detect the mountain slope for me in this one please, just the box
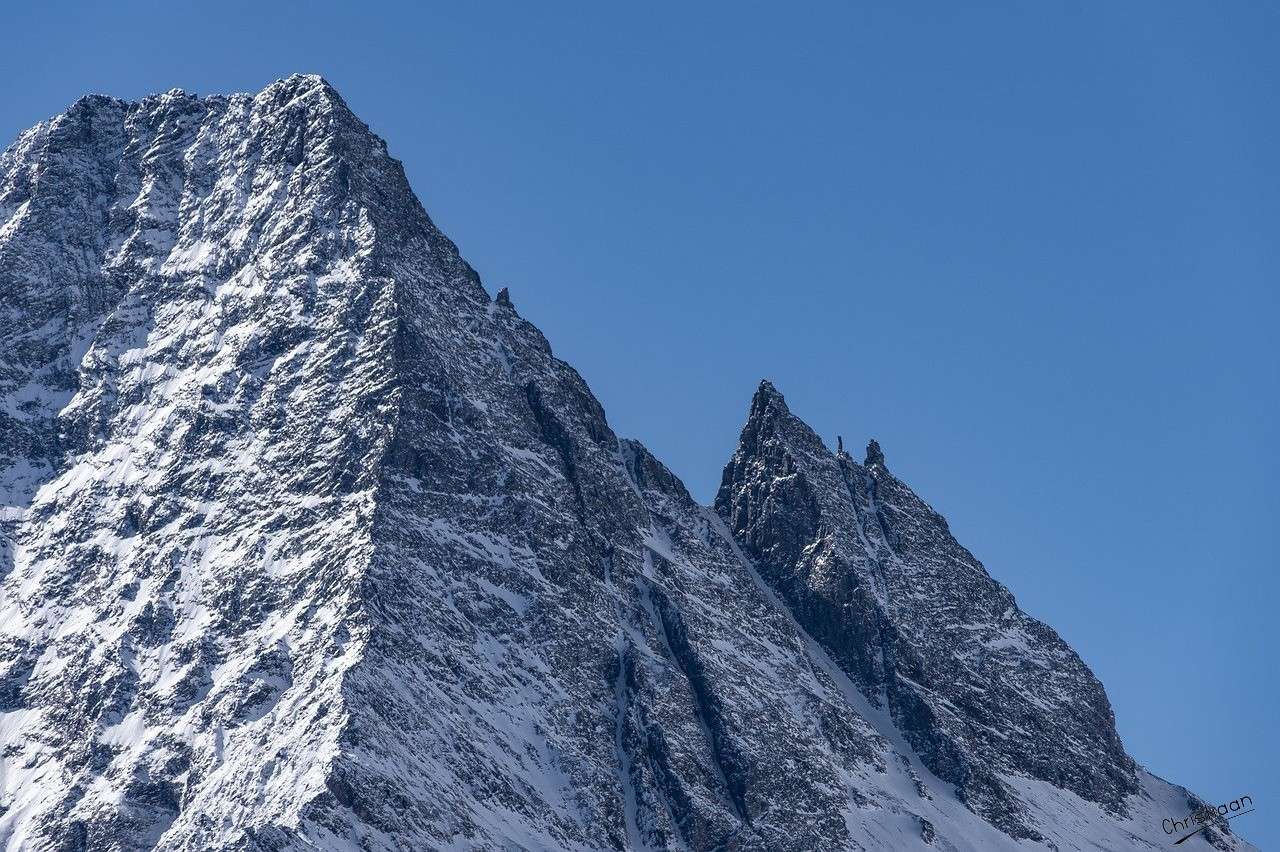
[715,382,1137,839]
[0,76,1253,852]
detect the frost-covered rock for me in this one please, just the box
[0,76,1254,851]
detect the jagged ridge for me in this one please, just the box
[0,77,1253,852]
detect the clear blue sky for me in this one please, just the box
[4,1,1275,845]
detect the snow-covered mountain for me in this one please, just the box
[0,75,1254,851]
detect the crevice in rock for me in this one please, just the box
[643,577,751,827]
[524,380,586,517]
[603,550,646,851]
[609,645,643,852]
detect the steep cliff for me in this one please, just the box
[0,76,1251,852]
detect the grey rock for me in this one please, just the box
[716,382,1137,839]
[0,76,1253,852]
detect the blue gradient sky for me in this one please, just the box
[4,2,1275,845]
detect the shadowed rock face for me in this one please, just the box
[715,382,1138,840]
[0,77,1253,852]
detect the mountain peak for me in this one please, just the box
[750,378,788,415]
[51,75,347,129]
[282,71,335,89]
[259,72,346,108]
[0,80,1253,852]
[716,391,1159,842]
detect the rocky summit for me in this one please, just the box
[0,76,1255,851]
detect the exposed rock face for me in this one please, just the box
[715,382,1136,840]
[0,76,1254,851]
